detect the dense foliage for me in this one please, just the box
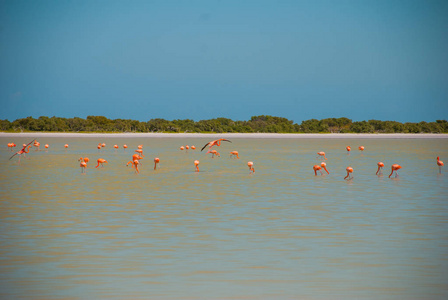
[1,116,447,133]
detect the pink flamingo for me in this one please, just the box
[376,162,384,175]
[389,164,402,178]
[344,167,353,180]
[437,157,443,174]
[317,152,327,160]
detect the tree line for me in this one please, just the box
[1,115,447,133]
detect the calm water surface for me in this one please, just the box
[1,136,447,299]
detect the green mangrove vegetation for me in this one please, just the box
[1,116,447,133]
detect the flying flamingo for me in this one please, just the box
[230,151,240,159]
[376,162,384,175]
[313,165,323,176]
[317,152,327,160]
[248,161,255,174]
[389,164,402,178]
[201,138,232,152]
[154,158,160,170]
[194,160,200,172]
[437,157,444,174]
[96,158,108,168]
[9,140,34,162]
[321,162,329,174]
[344,167,353,180]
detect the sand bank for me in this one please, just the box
[1,132,448,139]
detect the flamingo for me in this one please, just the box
[194,160,200,172]
[344,167,353,180]
[33,141,40,151]
[389,164,402,178]
[9,139,34,162]
[78,157,88,174]
[313,165,323,176]
[154,158,160,170]
[359,146,365,151]
[437,157,444,174]
[201,139,231,152]
[127,154,143,166]
[96,158,108,168]
[135,149,144,157]
[210,150,220,158]
[376,162,384,175]
[346,146,351,153]
[317,152,327,160]
[128,159,140,173]
[191,145,196,150]
[230,151,240,159]
[321,162,329,174]
[248,161,255,174]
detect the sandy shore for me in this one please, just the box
[1,132,448,139]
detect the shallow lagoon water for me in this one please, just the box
[1,136,448,299]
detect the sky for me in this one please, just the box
[1,0,447,123]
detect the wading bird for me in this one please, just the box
[317,152,327,160]
[248,161,255,174]
[376,162,384,175]
[344,167,353,180]
[437,157,443,174]
[389,164,402,178]
[230,151,239,159]
[96,158,108,168]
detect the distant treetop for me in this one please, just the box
[1,116,447,134]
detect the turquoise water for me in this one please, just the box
[1,136,448,299]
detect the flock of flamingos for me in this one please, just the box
[7,138,445,178]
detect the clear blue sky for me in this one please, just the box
[1,0,447,123]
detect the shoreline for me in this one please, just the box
[1,132,448,139]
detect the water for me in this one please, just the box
[1,136,448,299]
